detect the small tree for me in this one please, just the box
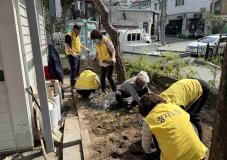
[158,0,167,45]
[208,44,227,160]
[92,0,126,83]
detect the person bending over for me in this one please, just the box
[115,71,150,107]
[139,93,207,160]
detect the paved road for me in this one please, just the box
[158,37,195,52]
[192,63,221,87]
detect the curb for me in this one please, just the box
[158,49,185,53]
[193,59,221,69]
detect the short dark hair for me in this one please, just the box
[73,24,81,30]
[138,92,166,117]
[90,29,103,39]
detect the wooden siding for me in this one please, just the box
[35,0,48,65]
[0,44,15,150]
[18,0,36,87]
[0,80,16,150]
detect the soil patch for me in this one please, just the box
[77,95,215,160]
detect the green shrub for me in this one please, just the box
[125,53,197,87]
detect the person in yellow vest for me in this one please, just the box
[65,24,89,87]
[75,69,100,98]
[90,30,117,93]
[159,79,210,140]
[141,79,209,157]
[139,93,207,160]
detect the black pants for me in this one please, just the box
[186,79,210,140]
[100,65,116,92]
[68,55,80,86]
[76,89,95,98]
[115,87,149,106]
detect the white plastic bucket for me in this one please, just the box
[49,100,58,129]
[53,94,61,121]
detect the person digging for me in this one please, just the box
[115,71,150,108]
[139,93,207,160]
[75,69,100,99]
[141,79,210,158]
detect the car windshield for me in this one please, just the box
[198,37,218,43]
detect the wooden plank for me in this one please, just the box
[63,115,81,147]
[18,0,26,9]
[0,139,16,151]
[0,121,13,132]
[25,51,33,62]
[21,26,30,35]
[40,34,46,40]
[0,130,15,141]
[24,43,32,53]
[0,112,12,123]
[0,102,10,113]
[19,5,27,18]
[63,144,82,160]
[28,68,36,87]
[0,91,8,103]
[0,82,7,93]
[19,16,29,26]
[22,35,31,45]
[78,109,92,160]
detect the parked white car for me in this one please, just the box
[186,35,227,56]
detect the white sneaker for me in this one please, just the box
[88,92,96,100]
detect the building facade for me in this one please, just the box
[166,0,211,37]
[110,0,160,39]
[150,0,212,37]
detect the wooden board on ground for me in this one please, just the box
[63,115,81,147]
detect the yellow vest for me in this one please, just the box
[65,31,81,56]
[145,103,207,160]
[159,79,203,108]
[96,37,112,62]
[75,70,100,90]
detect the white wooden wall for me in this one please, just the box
[0,0,48,152]
[36,0,48,66]
[18,0,36,87]
[0,48,16,150]
[17,0,47,87]
[0,0,34,152]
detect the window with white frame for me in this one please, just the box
[154,3,158,10]
[176,0,184,6]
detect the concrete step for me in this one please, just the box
[63,115,83,160]
[63,115,81,147]
[63,144,82,160]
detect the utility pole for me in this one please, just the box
[109,0,112,23]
